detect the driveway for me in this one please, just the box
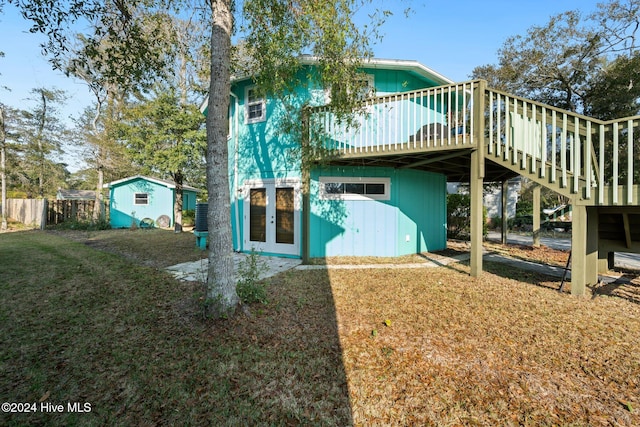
[486,231,640,271]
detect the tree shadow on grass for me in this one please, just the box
[175,268,354,426]
[0,231,352,426]
[216,269,353,425]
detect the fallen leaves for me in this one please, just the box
[328,265,640,426]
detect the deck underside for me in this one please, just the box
[320,145,518,183]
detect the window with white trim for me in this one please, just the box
[134,193,149,205]
[326,73,375,104]
[319,177,390,200]
[354,74,375,100]
[245,86,266,124]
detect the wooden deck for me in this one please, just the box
[308,80,640,296]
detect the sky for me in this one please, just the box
[0,0,604,170]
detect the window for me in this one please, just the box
[134,193,149,205]
[245,86,266,124]
[327,73,375,104]
[319,177,390,200]
[354,74,375,100]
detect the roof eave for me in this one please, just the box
[104,175,202,192]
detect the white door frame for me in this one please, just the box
[242,178,301,256]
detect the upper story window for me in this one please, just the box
[354,74,375,100]
[245,86,266,124]
[327,73,375,105]
[134,193,149,205]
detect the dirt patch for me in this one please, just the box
[47,228,207,268]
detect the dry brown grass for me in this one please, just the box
[482,239,571,267]
[326,264,640,425]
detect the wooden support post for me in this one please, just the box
[532,184,541,247]
[470,80,486,278]
[608,252,615,270]
[570,204,587,296]
[470,148,483,277]
[598,251,609,273]
[501,180,508,244]
[586,207,598,285]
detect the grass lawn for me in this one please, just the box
[1,229,639,426]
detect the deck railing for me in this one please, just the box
[309,81,480,154]
[486,87,640,204]
[309,79,640,205]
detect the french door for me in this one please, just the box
[243,179,300,256]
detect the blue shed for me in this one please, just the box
[105,175,200,228]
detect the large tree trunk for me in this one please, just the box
[205,0,239,317]
[173,170,183,233]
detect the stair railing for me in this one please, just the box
[308,79,640,205]
[485,86,640,204]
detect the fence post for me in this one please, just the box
[41,199,48,229]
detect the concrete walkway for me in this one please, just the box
[166,253,302,282]
[165,247,622,284]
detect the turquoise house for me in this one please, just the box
[106,175,200,228]
[208,57,454,258]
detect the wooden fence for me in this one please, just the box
[46,200,107,225]
[4,198,47,229]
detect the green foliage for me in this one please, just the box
[446,193,487,239]
[472,1,640,117]
[5,88,69,197]
[11,0,177,92]
[240,0,395,168]
[236,251,268,305]
[47,218,110,231]
[182,209,195,226]
[518,179,568,212]
[447,193,470,239]
[515,199,533,218]
[584,53,640,120]
[119,87,206,182]
[488,216,502,230]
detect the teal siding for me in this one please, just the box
[394,169,447,254]
[228,63,449,257]
[231,78,308,185]
[182,191,198,211]
[369,69,441,94]
[309,166,446,257]
[230,73,317,251]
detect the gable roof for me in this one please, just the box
[199,56,454,113]
[104,175,201,192]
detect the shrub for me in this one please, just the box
[183,209,195,227]
[236,250,268,304]
[447,193,470,239]
[47,219,111,231]
[446,193,487,239]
